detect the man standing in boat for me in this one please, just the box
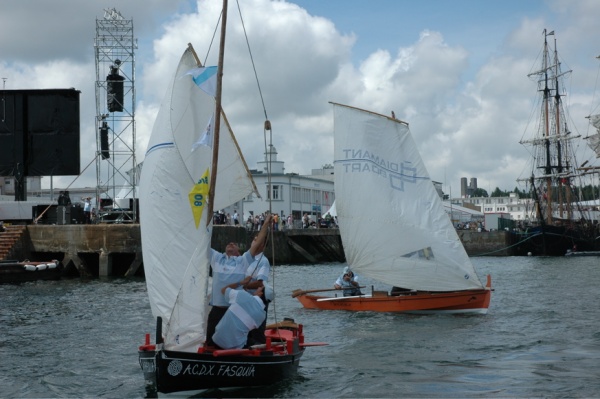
[205,214,272,347]
[242,245,271,346]
[334,266,362,296]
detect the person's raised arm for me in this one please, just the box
[250,214,272,257]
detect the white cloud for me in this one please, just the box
[1,0,599,195]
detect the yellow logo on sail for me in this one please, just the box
[189,168,210,228]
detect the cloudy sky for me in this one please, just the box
[2,0,600,195]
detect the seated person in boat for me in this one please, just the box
[212,284,274,350]
[334,266,362,296]
[243,246,271,346]
[205,214,272,347]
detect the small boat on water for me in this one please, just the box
[138,1,320,394]
[0,259,62,284]
[515,29,600,256]
[293,103,492,314]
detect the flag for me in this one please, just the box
[191,114,214,151]
[189,168,210,228]
[185,66,217,97]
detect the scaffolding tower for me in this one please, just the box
[94,8,138,222]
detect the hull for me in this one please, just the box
[296,276,492,314]
[511,225,599,256]
[140,347,303,394]
[139,322,307,394]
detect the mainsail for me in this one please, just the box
[139,47,257,352]
[332,103,484,292]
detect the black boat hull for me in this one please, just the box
[139,346,304,393]
[511,225,599,256]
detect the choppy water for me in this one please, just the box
[1,256,599,398]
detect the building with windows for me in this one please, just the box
[451,192,535,226]
[240,145,335,228]
[1,176,43,198]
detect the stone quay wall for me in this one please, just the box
[21,225,512,277]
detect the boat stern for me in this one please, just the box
[138,333,157,389]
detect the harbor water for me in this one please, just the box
[1,256,599,398]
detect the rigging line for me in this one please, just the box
[234,0,284,347]
[585,56,600,139]
[1,78,6,122]
[33,156,98,224]
[235,0,268,121]
[203,9,222,67]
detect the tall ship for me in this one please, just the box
[517,29,600,256]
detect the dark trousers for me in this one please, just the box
[247,302,269,346]
[205,306,228,347]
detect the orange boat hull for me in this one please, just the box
[296,275,492,314]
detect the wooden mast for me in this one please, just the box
[543,29,553,226]
[206,0,228,225]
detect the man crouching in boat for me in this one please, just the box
[212,284,274,349]
[334,266,362,296]
[205,214,272,347]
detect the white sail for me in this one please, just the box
[139,47,257,352]
[587,114,600,158]
[332,103,484,292]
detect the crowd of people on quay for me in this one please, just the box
[455,221,486,232]
[213,210,338,231]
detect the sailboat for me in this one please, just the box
[293,103,492,314]
[566,58,600,256]
[137,2,316,394]
[515,29,599,256]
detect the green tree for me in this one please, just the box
[471,188,489,197]
[491,187,507,197]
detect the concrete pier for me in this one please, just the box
[11,225,514,277]
[21,225,345,277]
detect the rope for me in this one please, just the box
[235,0,269,121]
[472,232,541,256]
[233,0,288,349]
[203,9,222,67]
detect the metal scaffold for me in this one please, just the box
[94,8,138,222]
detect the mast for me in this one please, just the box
[542,29,553,225]
[552,33,565,221]
[207,0,228,224]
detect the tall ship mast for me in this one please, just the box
[517,29,598,255]
[520,29,580,226]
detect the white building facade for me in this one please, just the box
[452,193,535,223]
[239,145,335,228]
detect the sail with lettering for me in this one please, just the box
[293,103,491,313]
[139,47,258,352]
